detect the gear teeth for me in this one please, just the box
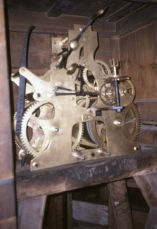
[13,100,33,150]
[20,101,49,157]
[76,96,90,108]
[82,68,97,91]
[13,112,22,149]
[72,122,83,150]
[75,123,85,150]
[135,105,142,139]
[82,60,111,92]
[123,103,141,141]
[79,122,85,143]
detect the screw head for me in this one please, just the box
[133,146,139,151]
[70,40,79,50]
[32,162,38,168]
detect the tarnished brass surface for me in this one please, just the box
[12,24,140,171]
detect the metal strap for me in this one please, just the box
[16,26,35,136]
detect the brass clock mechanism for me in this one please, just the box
[12,9,140,171]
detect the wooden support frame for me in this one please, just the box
[18,196,46,229]
[0,0,17,228]
[16,146,157,201]
[108,180,133,229]
[144,207,157,229]
[134,172,157,228]
[134,172,157,207]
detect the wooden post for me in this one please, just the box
[134,172,157,207]
[107,180,133,229]
[144,207,157,229]
[18,196,47,229]
[0,0,17,228]
[67,192,73,229]
[43,192,73,229]
[134,172,157,228]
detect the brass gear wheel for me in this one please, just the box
[20,101,84,156]
[76,96,90,108]
[20,101,55,157]
[100,81,116,106]
[72,96,91,149]
[119,79,135,106]
[121,103,140,141]
[86,103,140,148]
[86,101,106,147]
[99,77,135,106]
[72,122,83,150]
[82,60,111,91]
[13,100,34,150]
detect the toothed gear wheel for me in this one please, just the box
[83,60,111,91]
[100,81,116,105]
[20,101,83,155]
[20,101,55,157]
[13,100,34,149]
[86,102,140,148]
[86,100,106,147]
[72,122,83,150]
[118,79,135,106]
[76,96,90,108]
[71,97,91,150]
[122,103,140,141]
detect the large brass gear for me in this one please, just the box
[20,101,84,156]
[20,101,55,157]
[121,103,140,141]
[86,100,106,148]
[100,77,135,106]
[87,103,140,148]
[13,100,34,150]
[82,60,111,91]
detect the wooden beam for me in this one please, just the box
[134,172,157,207]
[0,217,17,229]
[116,5,157,35]
[108,180,133,229]
[144,207,157,229]
[126,0,157,2]
[8,9,116,37]
[16,146,157,201]
[67,192,73,229]
[107,2,144,22]
[18,196,47,229]
[0,0,17,227]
